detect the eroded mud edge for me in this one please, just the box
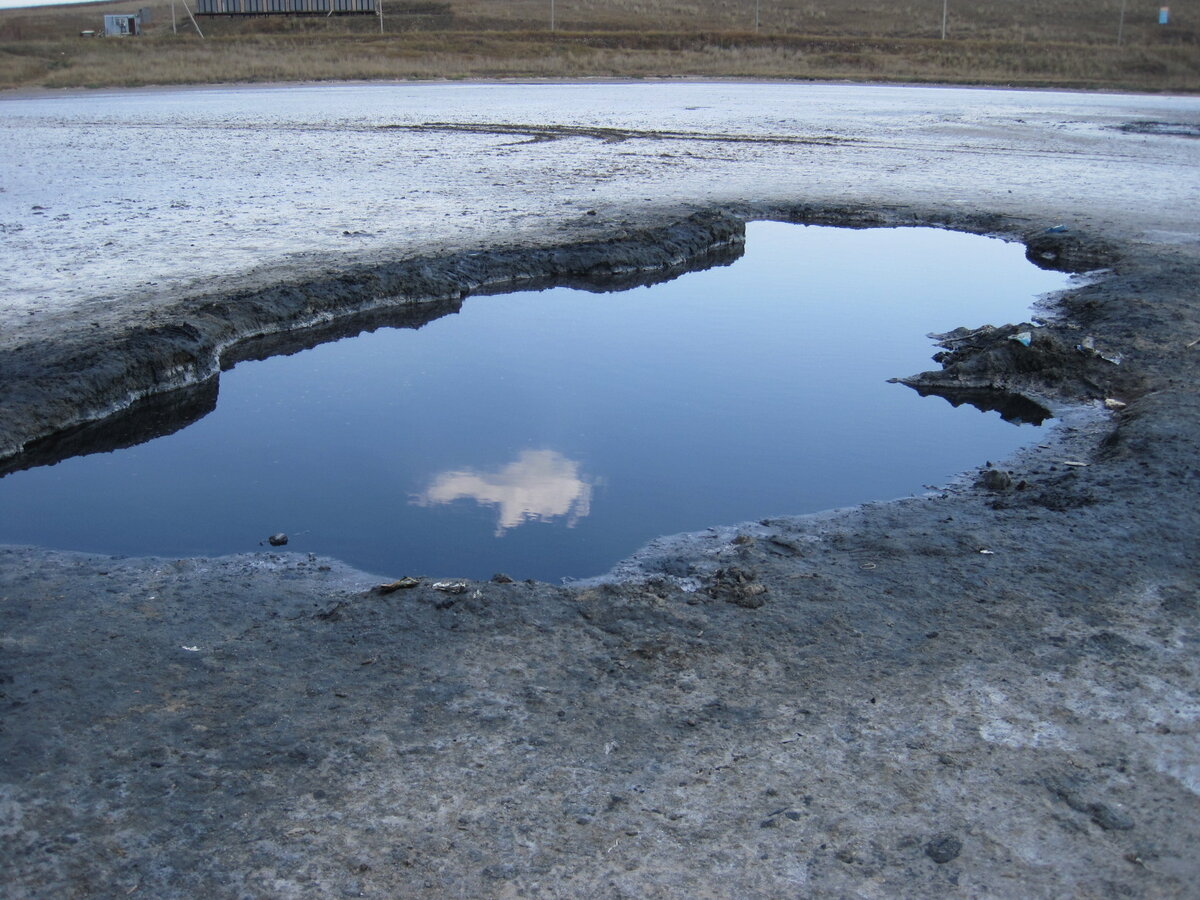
[0,203,1114,468]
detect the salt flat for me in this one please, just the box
[2,82,1197,327]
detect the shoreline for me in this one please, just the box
[5,75,1193,100]
[2,82,1197,896]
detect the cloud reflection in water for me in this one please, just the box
[415,449,593,536]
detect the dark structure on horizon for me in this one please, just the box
[194,0,378,15]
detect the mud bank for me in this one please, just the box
[0,213,745,465]
[2,200,1199,898]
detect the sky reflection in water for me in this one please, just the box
[0,224,1070,581]
[415,449,593,537]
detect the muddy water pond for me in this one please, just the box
[0,224,1069,581]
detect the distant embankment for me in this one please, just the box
[1,0,1196,92]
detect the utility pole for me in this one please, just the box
[755,0,760,32]
[1118,0,1128,45]
[941,0,948,40]
[551,0,555,32]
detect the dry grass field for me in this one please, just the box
[0,0,1197,90]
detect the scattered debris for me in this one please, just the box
[432,581,468,595]
[1062,460,1091,467]
[979,549,995,555]
[1077,335,1123,365]
[1010,330,1033,347]
[707,567,768,608]
[1104,398,1127,410]
[181,645,200,652]
[267,533,288,547]
[374,576,420,594]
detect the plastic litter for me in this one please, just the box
[1104,398,1127,410]
[1077,336,1122,365]
[1062,460,1090,467]
[375,576,420,594]
[1010,331,1033,347]
[1044,225,1068,234]
[432,581,468,595]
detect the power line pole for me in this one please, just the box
[941,0,948,40]
[1118,0,1128,45]
[179,0,204,38]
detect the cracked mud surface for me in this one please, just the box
[2,82,1199,897]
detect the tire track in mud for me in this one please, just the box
[381,121,856,146]
[384,122,1157,166]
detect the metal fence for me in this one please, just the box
[194,0,378,15]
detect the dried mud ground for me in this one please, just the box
[2,83,1200,898]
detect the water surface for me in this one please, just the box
[0,224,1069,580]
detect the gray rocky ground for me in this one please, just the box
[2,82,1199,897]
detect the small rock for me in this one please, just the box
[267,533,288,547]
[490,573,515,584]
[925,834,962,864]
[979,469,1012,492]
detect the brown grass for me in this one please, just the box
[0,0,1196,91]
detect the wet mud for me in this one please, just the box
[0,212,744,464]
[3,201,1199,894]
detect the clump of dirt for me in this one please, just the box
[893,320,1139,408]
